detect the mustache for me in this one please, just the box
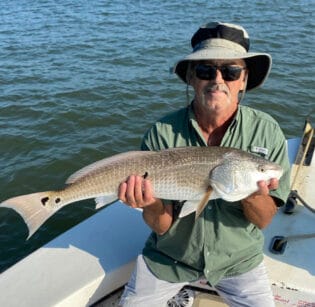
[204,83,229,94]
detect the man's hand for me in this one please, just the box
[241,178,279,229]
[118,175,157,209]
[256,178,279,195]
[118,175,173,235]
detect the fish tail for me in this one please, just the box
[0,191,57,239]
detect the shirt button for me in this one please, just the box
[207,252,210,256]
[206,270,209,274]
[174,260,177,264]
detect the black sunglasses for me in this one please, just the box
[195,64,245,82]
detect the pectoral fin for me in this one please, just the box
[195,186,213,220]
[95,195,117,209]
[178,187,213,219]
[179,200,200,218]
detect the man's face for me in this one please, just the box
[190,59,247,114]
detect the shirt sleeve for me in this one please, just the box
[141,122,167,151]
[268,126,291,206]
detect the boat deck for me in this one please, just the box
[263,124,315,306]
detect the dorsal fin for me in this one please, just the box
[66,151,154,184]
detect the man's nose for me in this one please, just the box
[214,68,225,82]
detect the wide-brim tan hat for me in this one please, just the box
[174,22,272,91]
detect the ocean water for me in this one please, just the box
[0,0,314,272]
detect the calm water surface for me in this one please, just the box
[0,0,314,271]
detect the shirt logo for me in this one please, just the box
[250,146,269,157]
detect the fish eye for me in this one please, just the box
[258,166,266,172]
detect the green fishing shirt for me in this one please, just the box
[141,104,291,286]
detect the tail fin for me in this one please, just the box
[0,191,56,239]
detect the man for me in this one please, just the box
[118,22,290,306]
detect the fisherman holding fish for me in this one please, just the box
[0,21,290,306]
[118,22,290,306]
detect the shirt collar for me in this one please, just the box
[187,102,240,144]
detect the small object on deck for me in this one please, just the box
[284,191,298,214]
[269,236,287,254]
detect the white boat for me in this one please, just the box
[0,121,314,307]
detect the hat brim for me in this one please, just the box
[174,50,272,91]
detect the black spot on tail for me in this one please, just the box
[41,197,49,206]
[55,198,61,204]
[143,172,149,179]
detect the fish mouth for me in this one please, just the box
[266,165,284,179]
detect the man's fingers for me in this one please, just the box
[119,181,128,201]
[143,179,154,203]
[118,175,145,208]
[118,175,157,208]
[257,179,279,195]
[134,175,144,204]
[125,175,136,207]
[268,178,279,190]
